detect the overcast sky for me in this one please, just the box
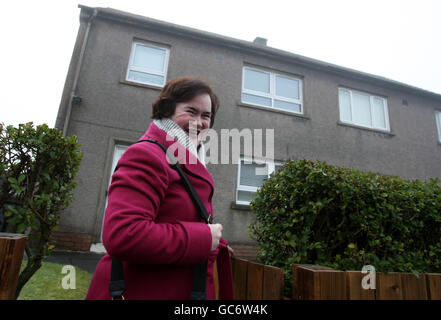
[1,0,440,128]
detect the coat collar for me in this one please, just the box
[140,122,215,191]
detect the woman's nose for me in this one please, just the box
[193,116,205,129]
[190,116,208,130]
[188,119,201,132]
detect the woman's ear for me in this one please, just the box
[159,98,175,117]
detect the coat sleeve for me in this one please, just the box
[102,142,212,265]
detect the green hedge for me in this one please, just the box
[249,159,441,295]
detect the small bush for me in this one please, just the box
[0,122,82,298]
[249,159,441,296]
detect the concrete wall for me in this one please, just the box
[56,10,441,247]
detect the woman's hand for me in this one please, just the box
[208,223,223,251]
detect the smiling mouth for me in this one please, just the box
[185,128,200,136]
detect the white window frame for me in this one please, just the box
[126,41,170,87]
[241,66,303,114]
[236,156,283,206]
[436,110,441,143]
[338,87,390,131]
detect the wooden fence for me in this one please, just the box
[0,233,27,300]
[292,264,441,300]
[230,257,441,300]
[231,257,285,300]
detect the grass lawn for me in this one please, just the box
[18,261,93,300]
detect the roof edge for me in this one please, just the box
[77,4,441,101]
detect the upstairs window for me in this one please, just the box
[236,157,283,206]
[338,88,390,131]
[436,110,441,143]
[126,42,169,87]
[241,67,303,114]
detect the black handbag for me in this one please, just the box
[108,139,213,300]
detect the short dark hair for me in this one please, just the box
[151,77,220,128]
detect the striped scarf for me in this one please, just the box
[153,118,206,166]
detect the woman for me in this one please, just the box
[86,77,234,300]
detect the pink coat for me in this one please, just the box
[86,122,234,300]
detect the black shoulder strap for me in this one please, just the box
[109,139,211,300]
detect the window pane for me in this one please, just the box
[128,71,164,85]
[240,160,267,187]
[237,190,257,203]
[133,44,166,72]
[274,100,301,113]
[244,68,270,93]
[436,111,441,142]
[352,92,372,127]
[242,93,271,107]
[339,89,351,122]
[372,97,386,129]
[276,76,299,99]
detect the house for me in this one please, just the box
[55,5,441,258]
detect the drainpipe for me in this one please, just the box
[63,8,98,136]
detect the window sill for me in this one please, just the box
[119,79,163,91]
[237,101,310,120]
[230,201,251,211]
[337,121,395,137]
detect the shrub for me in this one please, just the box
[249,159,441,296]
[0,122,82,299]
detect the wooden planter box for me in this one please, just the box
[0,233,27,300]
[292,264,441,300]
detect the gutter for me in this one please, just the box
[62,8,98,136]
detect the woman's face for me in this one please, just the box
[171,93,212,146]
